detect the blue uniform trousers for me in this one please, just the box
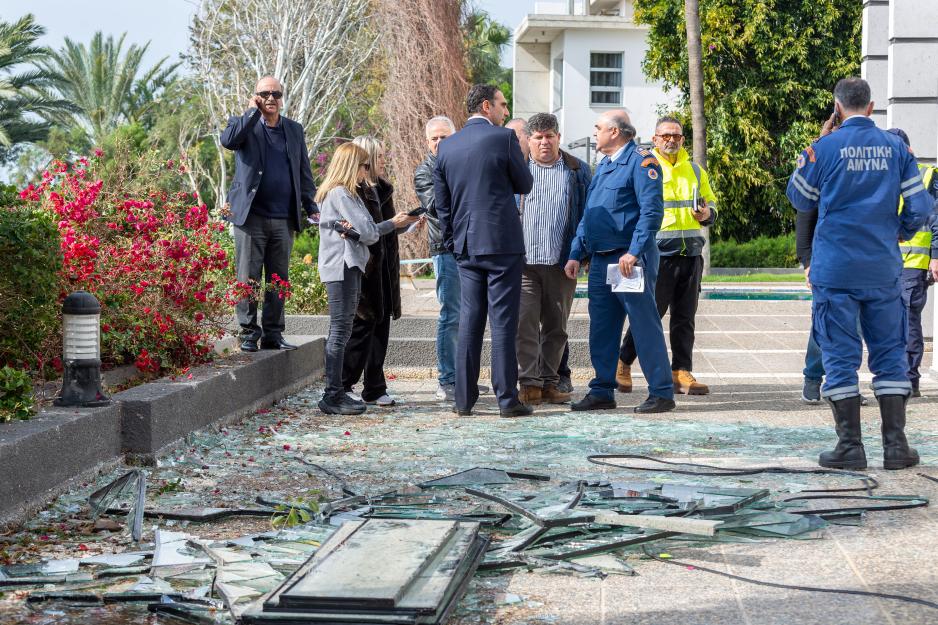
[812,283,911,400]
[455,253,524,411]
[587,249,673,401]
[900,268,929,384]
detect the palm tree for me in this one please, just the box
[462,8,510,85]
[684,0,709,272]
[37,32,180,146]
[0,15,74,149]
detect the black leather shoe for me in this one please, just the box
[240,339,259,353]
[260,337,297,350]
[571,394,617,411]
[634,396,676,414]
[451,405,472,417]
[500,402,533,418]
[318,393,366,415]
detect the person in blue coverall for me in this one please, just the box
[786,78,931,470]
[564,109,675,414]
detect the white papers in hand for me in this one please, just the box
[606,264,645,293]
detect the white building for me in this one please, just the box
[862,0,938,347]
[512,0,677,164]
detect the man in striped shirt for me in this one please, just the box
[516,113,593,405]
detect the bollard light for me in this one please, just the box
[54,291,110,407]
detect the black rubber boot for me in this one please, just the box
[818,396,867,469]
[879,394,919,470]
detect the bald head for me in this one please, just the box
[253,76,284,123]
[505,118,530,160]
[594,108,636,155]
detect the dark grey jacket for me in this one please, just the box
[414,152,446,256]
[220,107,318,229]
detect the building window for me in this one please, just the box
[552,57,563,112]
[590,52,622,106]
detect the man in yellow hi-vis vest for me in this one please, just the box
[617,116,717,395]
[894,128,938,396]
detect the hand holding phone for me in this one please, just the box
[408,207,427,217]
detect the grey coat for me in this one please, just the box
[317,186,394,282]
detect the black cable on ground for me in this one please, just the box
[919,473,938,485]
[641,546,938,611]
[587,454,878,493]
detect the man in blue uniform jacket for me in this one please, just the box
[787,78,931,470]
[564,109,675,413]
[433,84,534,417]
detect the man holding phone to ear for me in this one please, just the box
[221,76,319,353]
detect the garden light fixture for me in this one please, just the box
[54,291,110,407]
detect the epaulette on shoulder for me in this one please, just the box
[641,156,659,168]
[637,147,652,157]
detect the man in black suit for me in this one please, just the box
[221,76,318,353]
[433,84,534,417]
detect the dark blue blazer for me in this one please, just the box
[220,108,318,229]
[433,117,534,256]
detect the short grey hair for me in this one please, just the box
[606,111,636,141]
[834,78,871,111]
[425,115,455,136]
[527,113,559,135]
[505,118,530,137]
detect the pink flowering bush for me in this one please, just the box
[19,142,239,374]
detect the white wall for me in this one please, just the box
[556,29,675,157]
[513,41,552,121]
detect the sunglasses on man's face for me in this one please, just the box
[256,91,283,100]
[656,133,683,141]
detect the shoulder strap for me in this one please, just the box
[690,162,702,187]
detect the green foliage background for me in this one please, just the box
[634,0,862,241]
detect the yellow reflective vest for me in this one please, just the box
[899,165,936,270]
[653,147,718,256]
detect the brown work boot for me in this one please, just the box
[673,370,709,395]
[616,361,632,393]
[519,385,543,405]
[542,384,571,404]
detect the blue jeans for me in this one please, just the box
[433,252,460,386]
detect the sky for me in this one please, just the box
[1,0,533,70]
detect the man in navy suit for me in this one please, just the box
[433,85,534,417]
[221,76,318,353]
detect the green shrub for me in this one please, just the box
[0,193,62,371]
[293,229,319,263]
[286,258,328,314]
[710,234,798,268]
[0,365,35,422]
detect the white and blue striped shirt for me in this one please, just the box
[521,157,569,265]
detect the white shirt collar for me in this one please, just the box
[607,143,628,163]
[469,114,493,125]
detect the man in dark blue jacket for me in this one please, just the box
[565,109,675,414]
[221,76,318,353]
[516,113,592,406]
[433,84,534,417]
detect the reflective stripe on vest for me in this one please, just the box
[898,165,935,270]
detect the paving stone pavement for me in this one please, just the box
[377,281,938,624]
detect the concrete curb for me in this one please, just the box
[0,336,324,527]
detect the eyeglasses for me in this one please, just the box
[256,90,283,100]
[656,133,683,141]
[359,163,371,171]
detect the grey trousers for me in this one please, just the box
[234,214,295,341]
[517,264,577,388]
[324,265,362,399]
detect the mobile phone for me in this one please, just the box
[408,207,427,217]
[831,105,841,127]
[323,220,360,241]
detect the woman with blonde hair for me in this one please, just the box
[341,136,415,407]
[317,142,417,415]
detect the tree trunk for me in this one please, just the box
[684,0,710,273]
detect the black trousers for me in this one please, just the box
[620,254,703,371]
[233,214,295,342]
[455,253,524,411]
[342,313,391,401]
